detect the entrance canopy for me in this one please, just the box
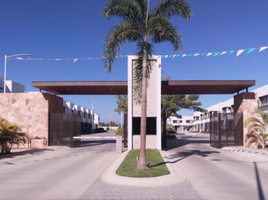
[32,80,255,95]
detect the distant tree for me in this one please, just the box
[162,94,205,119]
[161,77,206,120]
[109,121,119,126]
[114,95,128,114]
[99,122,108,126]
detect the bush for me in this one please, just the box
[115,128,124,138]
[166,124,176,133]
[0,117,29,153]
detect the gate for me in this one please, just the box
[210,112,243,148]
[49,113,81,148]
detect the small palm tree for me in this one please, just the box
[0,118,28,153]
[102,0,192,170]
[244,109,268,149]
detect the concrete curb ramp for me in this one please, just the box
[100,150,186,187]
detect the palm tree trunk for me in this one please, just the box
[136,45,149,171]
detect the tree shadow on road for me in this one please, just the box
[164,135,210,151]
[0,148,54,160]
[150,149,219,168]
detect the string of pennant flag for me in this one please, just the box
[1,45,267,63]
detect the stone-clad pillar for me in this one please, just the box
[234,92,258,147]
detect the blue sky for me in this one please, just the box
[0,0,267,123]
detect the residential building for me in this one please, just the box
[168,84,268,133]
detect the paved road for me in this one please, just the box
[0,132,120,200]
[165,133,268,200]
[1,132,267,200]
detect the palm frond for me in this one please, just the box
[102,21,142,72]
[244,117,263,128]
[132,41,155,103]
[154,0,192,20]
[148,16,183,51]
[102,0,143,25]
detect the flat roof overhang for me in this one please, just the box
[32,80,255,95]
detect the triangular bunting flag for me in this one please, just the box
[28,57,34,60]
[65,59,69,62]
[168,55,172,58]
[213,52,219,57]
[175,54,181,58]
[227,51,234,56]
[201,53,206,57]
[220,51,227,55]
[246,48,255,54]
[6,58,12,60]
[182,54,187,57]
[165,55,168,58]
[74,58,78,63]
[207,53,212,57]
[236,49,245,57]
[16,57,23,60]
[187,54,193,57]
[259,46,268,52]
[194,53,199,56]
[162,55,165,58]
[172,55,176,58]
[55,58,62,61]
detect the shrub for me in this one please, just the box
[115,128,124,138]
[166,124,176,133]
[0,117,29,153]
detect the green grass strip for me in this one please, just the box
[116,149,170,177]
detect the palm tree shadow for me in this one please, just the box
[0,148,54,160]
[150,149,219,168]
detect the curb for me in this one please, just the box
[100,150,186,187]
[222,147,268,160]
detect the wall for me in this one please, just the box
[127,55,162,150]
[234,92,258,147]
[0,92,63,148]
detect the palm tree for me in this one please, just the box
[0,118,28,153]
[102,0,192,170]
[244,109,268,149]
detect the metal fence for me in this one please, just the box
[210,113,242,148]
[49,113,81,148]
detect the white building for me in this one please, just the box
[0,76,25,93]
[168,84,268,133]
[167,116,194,132]
[63,100,100,133]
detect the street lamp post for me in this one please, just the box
[91,100,101,133]
[4,53,31,93]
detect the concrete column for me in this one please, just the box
[234,92,258,147]
[127,55,162,150]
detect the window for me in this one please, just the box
[88,113,91,119]
[186,120,191,123]
[173,120,177,123]
[78,111,81,116]
[260,96,268,106]
[84,112,86,118]
[179,120,183,123]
